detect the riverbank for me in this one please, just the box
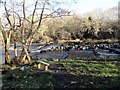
[1,59,120,89]
[57,39,120,44]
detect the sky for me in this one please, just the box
[0,0,119,17]
[61,0,120,14]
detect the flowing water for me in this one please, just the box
[1,43,120,64]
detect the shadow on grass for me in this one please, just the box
[1,68,120,89]
[53,73,120,89]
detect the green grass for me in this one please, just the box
[44,59,120,88]
[66,60,120,76]
[42,59,120,76]
[2,69,54,89]
[1,59,120,89]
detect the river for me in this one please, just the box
[0,43,120,65]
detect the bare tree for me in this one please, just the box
[0,0,48,64]
[1,0,74,65]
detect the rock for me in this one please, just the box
[47,58,53,61]
[71,81,77,84]
[20,66,25,71]
[61,53,69,59]
[90,82,94,85]
[20,66,29,71]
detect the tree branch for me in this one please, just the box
[4,1,12,27]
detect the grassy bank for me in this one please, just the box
[1,59,120,89]
[43,59,120,76]
[57,39,120,44]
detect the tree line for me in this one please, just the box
[32,15,119,43]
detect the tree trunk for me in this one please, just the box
[14,41,18,60]
[28,38,33,51]
[13,30,18,62]
[22,43,32,64]
[19,42,32,65]
[5,38,11,64]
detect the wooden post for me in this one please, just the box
[45,65,48,71]
[38,63,41,69]
[34,63,37,68]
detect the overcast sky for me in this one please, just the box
[0,0,119,17]
[62,0,119,14]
